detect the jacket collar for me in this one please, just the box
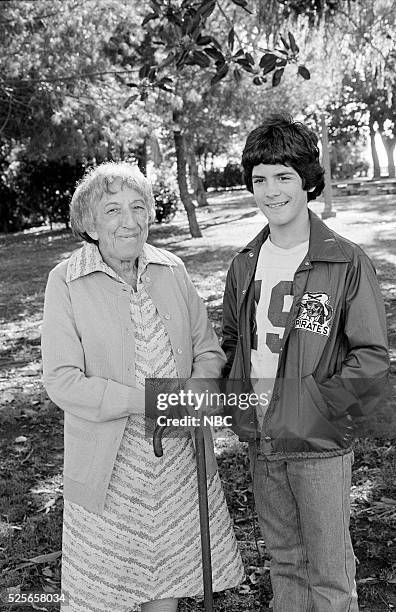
[66,242,176,283]
[239,209,351,263]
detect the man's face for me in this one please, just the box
[251,163,309,229]
[88,181,149,267]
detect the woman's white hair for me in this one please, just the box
[70,162,156,243]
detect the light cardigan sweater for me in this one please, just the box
[41,242,225,514]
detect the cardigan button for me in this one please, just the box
[304,261,310,266]
[177,347,183,354]
[145,276,151,283]
[249,252,254,258]
[164,314,171,320]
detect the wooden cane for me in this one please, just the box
[153,423,214,611]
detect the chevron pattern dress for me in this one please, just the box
[61,282,244,611]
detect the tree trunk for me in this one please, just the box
[187,141,208,208]
[119,142,125,161]
[135,136,148,175]
[380,133,396,178]
[195,175,208,207]
[320,114,334,219]
[173,128,202,238]
[369,118,381,178]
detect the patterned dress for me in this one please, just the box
[61,262,244,611]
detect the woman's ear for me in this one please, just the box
[86,229,99,241]
[85,215,98,241]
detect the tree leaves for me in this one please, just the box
[280,34,289,50]
[259,53,277,74]
[196,34,213,46]
[288,31,299,54]
[141,12,159,26]
[186,50,211,68]
[157,76,173,91]
[0,0,306,161]
[233,67,242,84]
[123,94,138,108]
[272,67,285,87]
[298,65,311,80]
[228,27,235,52]
[236,54,255,74]
[211,63,229,85]
[230,0,253,14]
[196,0,216,21]
[245,52,254,65]
[204,47,225,63]
[138,64,151,80]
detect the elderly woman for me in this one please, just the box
[41,162,244,612]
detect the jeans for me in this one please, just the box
[249,447,358,612]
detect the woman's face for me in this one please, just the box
[88,183,149,267]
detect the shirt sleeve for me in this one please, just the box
[41,265,145,422]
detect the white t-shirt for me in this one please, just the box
[251,237,309,427]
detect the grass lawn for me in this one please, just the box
[0,191,395,611]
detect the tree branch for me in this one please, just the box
[0,1,87,25]
[2,68,140,86]
[216,2,245,50]
[0,96,12,135]
[336,8,390,63]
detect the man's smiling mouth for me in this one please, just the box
[266,200,289,209]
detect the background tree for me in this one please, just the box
[315,0,395,177]
[67,0,312,236]
[2,0,393,235]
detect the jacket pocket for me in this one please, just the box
[64,424,97,483]
[302,374,349,449]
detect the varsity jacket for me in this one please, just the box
[222,210,390,458]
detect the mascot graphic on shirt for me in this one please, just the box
[295,292,333,336]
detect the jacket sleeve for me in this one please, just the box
[221,261,238,378]
[317,250,390,419]
[41,265,145,422]
[177,262,226,379]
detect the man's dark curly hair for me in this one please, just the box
[242,113,325,201]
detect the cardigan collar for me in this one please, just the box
[66,242,176,283]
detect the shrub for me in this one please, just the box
[204,162,244,190]
[14,158,87,228]
[152,178,179,223]
[330,143,370,180]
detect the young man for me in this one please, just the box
[221,114,389,612]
